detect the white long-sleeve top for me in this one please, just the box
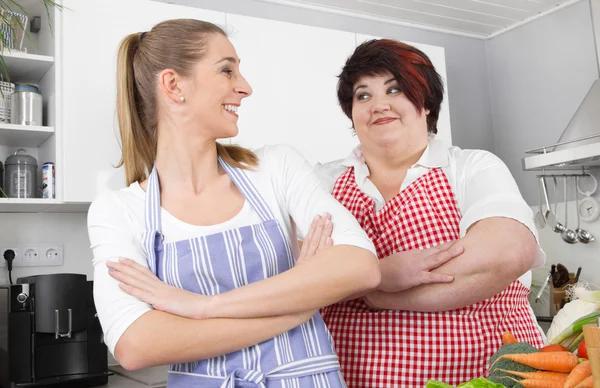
[88,144,377,355]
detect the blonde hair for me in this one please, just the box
[116,19,258,185]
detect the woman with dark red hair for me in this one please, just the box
[313,39,546,387]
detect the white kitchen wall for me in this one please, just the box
[486,0,600,206]
[0,213,94,283]
[0,0,493,281]
[154,0,493,152]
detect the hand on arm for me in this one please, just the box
[363,217,537,312]
[377,241,462,292]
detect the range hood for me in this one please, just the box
[522,0,600,171]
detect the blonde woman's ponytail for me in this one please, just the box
[116,33,155,186]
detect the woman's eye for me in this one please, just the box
[222,67,233,75]
[388,87,401,94]
[356,93,369,101]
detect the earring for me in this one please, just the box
[179,96,185,102]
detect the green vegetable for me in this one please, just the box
[550,310,600,345]
[426,378,506,388]
[457,377,505,388]
[426,381,453,388]
[488,343,539,388]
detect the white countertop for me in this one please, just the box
[106,365,168,388]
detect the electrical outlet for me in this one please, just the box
[0,247,19,268]
[40,246,62,266]
[0,244,63,267]
[22,247,39,263]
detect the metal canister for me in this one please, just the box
[5,149,37,198]
[10,83,43,126]
[42,162,55,199]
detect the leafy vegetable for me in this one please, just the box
[457,377,506,388]
[425,381,453,388]
[426,378,506,388]
[488,343,539,387]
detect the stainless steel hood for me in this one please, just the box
[522,0,600,171]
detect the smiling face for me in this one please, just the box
[177,33,252,140]
[351,71,429,154]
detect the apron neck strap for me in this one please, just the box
[143,157,276,234]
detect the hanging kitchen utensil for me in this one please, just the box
[560,176,578,244]
[534,177,547,229]
[541,176,562,233]
[575,176,596,243]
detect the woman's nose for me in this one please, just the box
[370,97,391,114]
[235,75,253,98]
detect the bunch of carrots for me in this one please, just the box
[497,331,592,388]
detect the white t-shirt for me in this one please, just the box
[88,144,377,355]
[314,137,547,288]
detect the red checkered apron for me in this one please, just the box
[322,166,544,388]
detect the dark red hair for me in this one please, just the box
[337,39,444,134]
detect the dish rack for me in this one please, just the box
[0,80,15,123]
[0,8,28,51]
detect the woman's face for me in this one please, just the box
[180,33,252,140]
[351,71,429,154]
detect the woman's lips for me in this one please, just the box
[373,117,397,125]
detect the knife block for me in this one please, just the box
[550,273,577,316]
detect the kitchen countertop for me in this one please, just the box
[105,365,168,388]
[107,373,166,388]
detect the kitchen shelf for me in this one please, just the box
[522,134,600,171]
[0,123,54,147]
[3,51,55,83]
[0,198,90,213]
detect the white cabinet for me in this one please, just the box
[0,0,58,212]
[59,0,226,203]
[227,15,359,166]
[356,34,452,146]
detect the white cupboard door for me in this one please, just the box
[226,15,358,166]
[60,0,225,202]
[356,34,452,147]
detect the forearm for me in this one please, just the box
[368,269,506,312]
[115,309,313,371]
[367,218,536,312]
[209,245,380,318]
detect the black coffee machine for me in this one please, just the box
[0,274,108,387]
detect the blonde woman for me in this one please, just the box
[86,19,383,387]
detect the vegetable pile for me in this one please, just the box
[426,326,595,388]
[426,284,600,387]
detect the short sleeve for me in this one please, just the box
[87,192,152,355]
[264,144,376,257]
[313,160,347,193]
[453,149,546,269]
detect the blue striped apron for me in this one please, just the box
[142,159,345,388]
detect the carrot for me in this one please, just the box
[574,375,594,388]
[565,361,592,388]
[495,368,567,383]
[504,376,564,388]
[502,331,518,345]
[491,351,580,373]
